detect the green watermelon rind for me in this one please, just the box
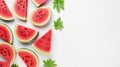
[32,0,40,7]
[0,23,13,44]
[0,42,16,65]
[32,44,50,55]
[13,0,27,21]
[32,0,47,7]
[14,24,39,43]
[17,48,39,67]
[30,6,51,27]
[0,16,14,21]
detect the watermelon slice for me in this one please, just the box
[33,29,52,55]
[0,42,16,65]
[13,0,28,21]
[31,6,51,26]
[17,48,39,67]
[0,23,13,44]
[0,0,14,21]
[14,24,38,43]
[0,61,10,67]
[32,0,48,7]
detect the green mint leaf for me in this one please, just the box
[11,64,19,67]
[43,59,57,67]
[54,17,64,30]
[53,0,64,13]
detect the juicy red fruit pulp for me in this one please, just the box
[18,50,38,67]
[32,8,49,24]
[16,25,37,41]
[14,0,28,20]
[0,0,13,20]
[0,25,12,43]
[0,61,10,67]
[0,44,14,63]
[34,29,52,53]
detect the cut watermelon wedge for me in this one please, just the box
[13,0,28,21]
[0,23,13,44]
[17,48,39,67]
[14,24,38,43]
[0,42,16,65]
[32,0,48,7]
[33,29,52,55]
[0,0,14,21]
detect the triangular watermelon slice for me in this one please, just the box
[13,0,28,21]
[33,29,52,55]
[0,0,14,21]
[32,0,48,7]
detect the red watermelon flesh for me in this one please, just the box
[32,0,48,7]
[0,61,10,67]
[18,49,38,67]
[14,0,28,21]
[0,42,15,64]
[15,25,38,43]
[0,0,13,21]
[0,24,13,44]
[33,29,52,54]
[31,7,51,26]
[32,8,49,23]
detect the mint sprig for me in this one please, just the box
[11,64,19,67]
[43,59,57,67]
[53,0,64,13]
[54,17,64,30]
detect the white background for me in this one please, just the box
[0,0,120,67]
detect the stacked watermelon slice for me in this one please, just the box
[0,0,55,67]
